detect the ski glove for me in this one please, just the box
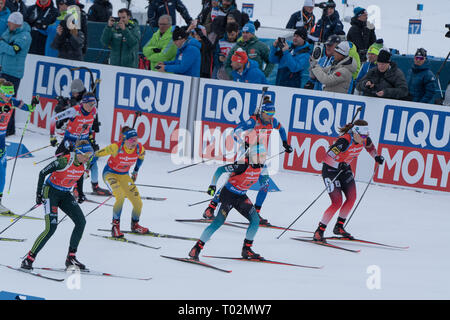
[131,170,138,182]
[207,185,216,196]
[283,141,293,153]
[338,162,350,172]
[36,193,43,205]
[78,193,87,204]
[50,136,58,147]
[375,155,384,165]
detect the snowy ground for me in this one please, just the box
[1,122,449,300]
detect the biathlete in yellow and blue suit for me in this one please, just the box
[94,126,148,238]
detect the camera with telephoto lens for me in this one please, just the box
[445,24,450,38]
[312,42,324,60]
[315,1,336,10]
[277,37,286,49]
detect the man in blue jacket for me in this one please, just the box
[0,12,31,135]
[0,0,11,35]
[157,26,201,77]
[406,48,438,104]
[230,48,267,84]
[269,27,311,88]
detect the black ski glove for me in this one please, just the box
[78,193,87,204]
[36,193,43,205]
[283,141,293,153]
[207,185,216,196]
[338,162,350,172]
[375,155,384,165]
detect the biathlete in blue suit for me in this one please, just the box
[202,97,293,225]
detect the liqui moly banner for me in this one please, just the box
[284,94,366,174]
[375,105,450,192]
[195,79,276,162]
[31,60,100,130]
[111,71,191,153]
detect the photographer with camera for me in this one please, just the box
[100,8,140,68]
[309,41,357,94]
[269,27,311,88]
[356,49,409,100]
[142,15,177,71]
[24,0,58,55]
[286,0,315,33]
[304,34,340,90]
[50,4,84,61]
[309,0,344,43]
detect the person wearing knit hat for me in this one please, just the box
[224,20,274,78]
[405,47,437,104]
[347,5,376,63]
[286,0,316,32]
[354,39,385,93]
[156,25,201,77]
[7,11,23,25]
[357,49,409,100]
[310,40,357,93]
[230,48,267,84]
[269,27,312,88]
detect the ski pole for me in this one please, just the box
[0,204,42,236]
[344,164,378,229]
[33,151,65,165]
[59,195,114,225]
[7,110,33,194]
[167,158,216,174]
[135,183,207,194]
[188,198,213,207]
[7,144,52,161]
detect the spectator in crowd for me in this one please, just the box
[197,0,225,34]
[220,0,237,15]
[225,22,273,79]
[347,41,361,93]
[354,39,384,92]
[213,21,239,79]
[230,48,267,84]
[309,41,357,93]
[24,0,58,55]
[357,49,409,100]
[87,0,112,22]
[286,0,315,33]
[147,0,192,31]
[45,0,77,57]
[5,0,27,16]
[0,12,31,135]
[73,0,88,57]
[209,9,248,45]
[406,48,438,104]
[187,21,214,78]
[51,7,85,60]
[269,27,311,88]
[304,34,340,90]
[310,0,344,43]
[156,26,201,77]
[0,0,11,36]
[101,8,141,68]
[142,15,177,71]
[346,7,376,63]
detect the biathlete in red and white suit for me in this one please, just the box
[189,144,268,261]
[313,119,384,242]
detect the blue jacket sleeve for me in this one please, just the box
[282,50,309,73]
[210,165,228,185]
[269,45,281,64]
[420,72,438,103]
[233,117,256,143]
[273,118,288,142]
[164,45,197,74]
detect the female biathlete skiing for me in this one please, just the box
[189,144,268,261]
[0,80,37,214]
[202,97,292,225]
[21,140,94,270]
[94,126,148,237]
[313,119,384,242]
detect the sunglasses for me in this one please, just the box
[414,56,425,61]
[262,110,275,116]
[359,134,369,139]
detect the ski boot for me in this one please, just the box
[241,239,264,260]
[255,206,270,226]
[202,202,217,220]
[65,249,86,270]
[92,183,112,196]
[131,220,149,234]
[111,219,124,238]
[333,217,354,239]
[189,240,204,261]
[313,222,327,242]
[20,252,36,270]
